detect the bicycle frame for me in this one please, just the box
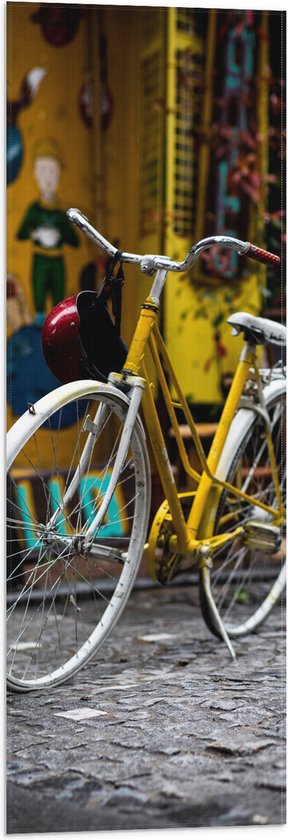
[65,211,283,561]
[109,277,282,559]
[7,207,285,689]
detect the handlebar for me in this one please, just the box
[67,208,280,275]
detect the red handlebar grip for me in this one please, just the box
[247,244,280,268]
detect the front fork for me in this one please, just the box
[81,376,146,551]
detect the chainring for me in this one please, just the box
[146,493,196,584]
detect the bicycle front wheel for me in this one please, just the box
[7,380,150,690]
[200,380,286,638]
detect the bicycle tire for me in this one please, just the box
[7,380,151,690]
[199,379,286,638]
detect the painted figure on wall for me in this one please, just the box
[7,67,46,185]
[17,137,79,324]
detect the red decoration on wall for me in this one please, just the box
[31,5,84,47]
[99,31,114,131]
[79,80,93,129]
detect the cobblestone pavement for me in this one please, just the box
[7,583,286,833]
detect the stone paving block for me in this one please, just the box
[6,584,286,832]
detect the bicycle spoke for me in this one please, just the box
[7,389,149,687]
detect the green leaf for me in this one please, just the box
[194,307,208,319]
[213,313,225,328]
[234,588,250,604]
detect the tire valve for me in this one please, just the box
[27,403,36,415]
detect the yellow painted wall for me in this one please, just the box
[7,3,94,317]
[7,4,272,448]
[98,6,148,343]
[164,273,260,404]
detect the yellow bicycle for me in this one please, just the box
[7,208,286,690]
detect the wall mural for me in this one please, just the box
[7,67,46,184]
[7,3,118,439]
[8,135,80,420]
[6,272,83,427]
[195,10,282,391]
[211,16,256,279]
[163,8,275,405]
[6,3,130,549]
[201,12,260,281]
[7,6,91,427]
[17,137,79,324]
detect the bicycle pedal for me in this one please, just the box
[243,521,281,554]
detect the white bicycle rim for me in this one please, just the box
[7,380,151,690]
[200,378,286,638]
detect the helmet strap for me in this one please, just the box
[97,250,124,336]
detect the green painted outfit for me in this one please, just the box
[17,201,79,312]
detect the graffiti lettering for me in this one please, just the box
[213,17,255,278]
[14,470,127,549]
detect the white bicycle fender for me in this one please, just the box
[6,379,146,469]
[216,378,286,481]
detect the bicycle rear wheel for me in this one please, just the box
[200,380,286,638]
[7,380,150,690]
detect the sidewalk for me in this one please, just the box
[7,582,286,833]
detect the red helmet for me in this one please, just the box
[42,291,127,384]
[42,295,82,384]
